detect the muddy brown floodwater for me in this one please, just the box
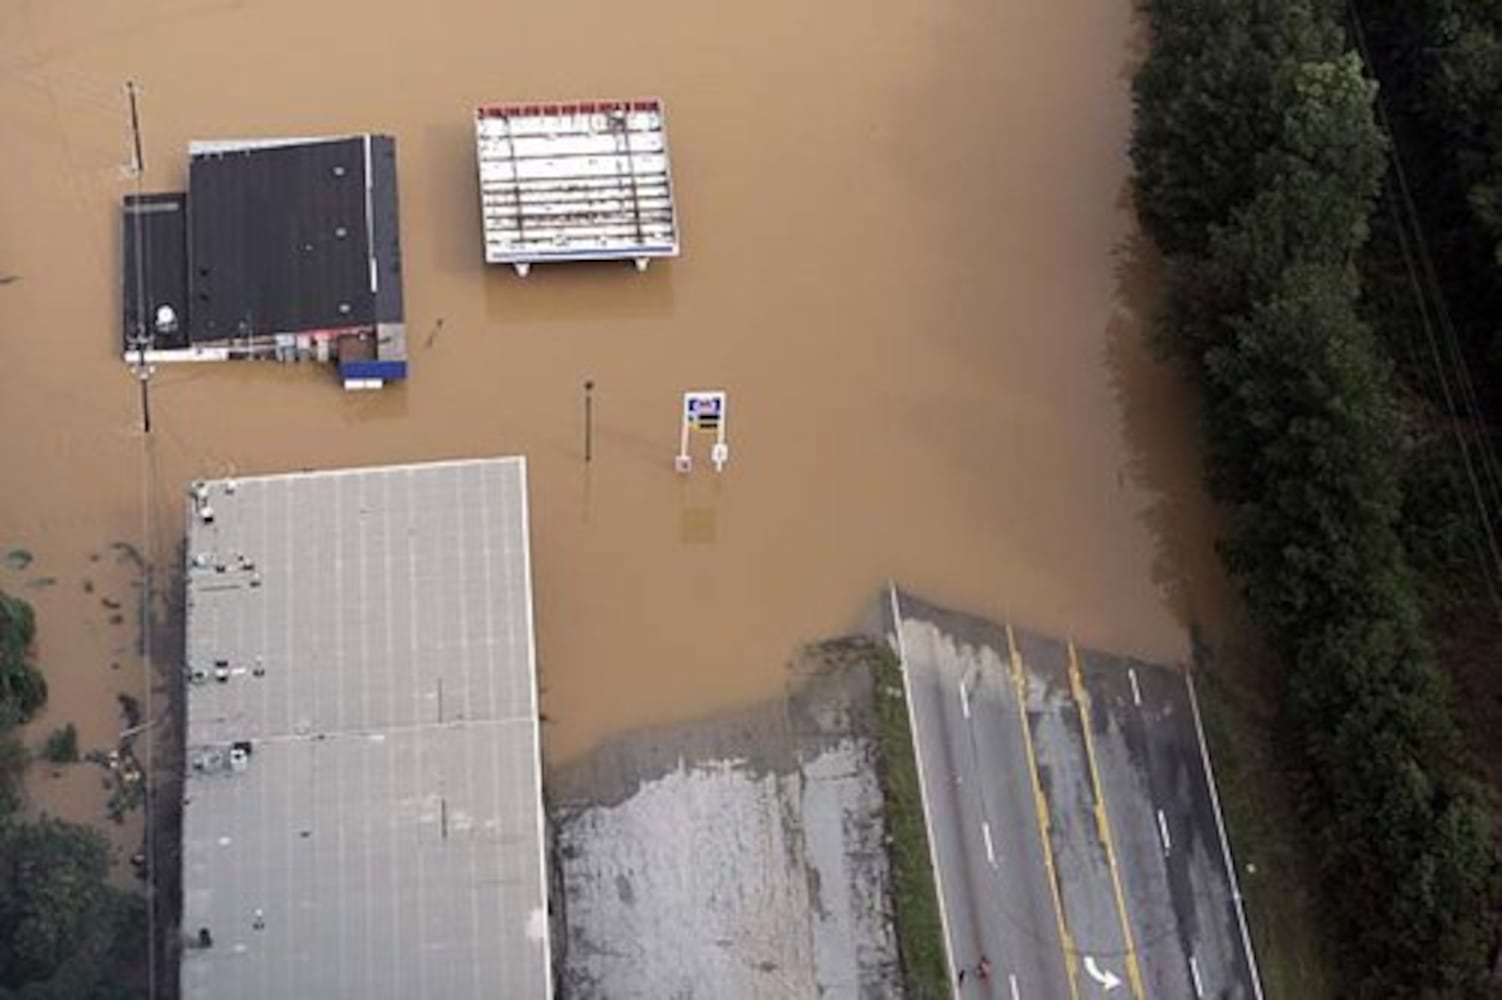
[0,0,1235,854]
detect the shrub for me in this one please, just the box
[41,724,77,765]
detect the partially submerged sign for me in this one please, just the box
[676,390,729,473]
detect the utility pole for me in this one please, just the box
[583,380,596,462]
[126,79,153,434]
[126,79,145,176]
[135,350,152,434]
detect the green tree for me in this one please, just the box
[39,726,75,766]
[0,594,44,722]
[0,818,115,989]
[1352,0,1502,402]
[1131,0,1343,255]
[0,607,144,997]
[0,719,26,820]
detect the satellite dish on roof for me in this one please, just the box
[154,304,177,334]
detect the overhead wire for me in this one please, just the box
[1345,0,1502,618]
[123,77,160,1000]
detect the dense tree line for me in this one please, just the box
[0,591,142,998]
[1132,0,1496,993]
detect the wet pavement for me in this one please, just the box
[550,640,901,999]
[891,590,1259,1000]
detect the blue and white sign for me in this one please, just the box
[687,393,722,421]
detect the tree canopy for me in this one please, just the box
[0,594,44,722]
[1352,0,1502,398]
[1134,0,1498,991]
[0,594,144,996]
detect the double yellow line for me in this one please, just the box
[1007,623,1147,1000]
[1069,638,1146,1000]
[1007,624,1080,1000]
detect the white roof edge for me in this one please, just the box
[196,455,527,487]
[515,455,555,999]
[189,135,368,155]
[475,96,666,116]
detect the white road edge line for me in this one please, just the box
[1128,667,1142,707]
[983,821,995,866]
[1186,670,1265,1000]
[1010,972,1021,1000]
[960,680,971,720]
[889,583,961,999]
[1189,955,1204,998]
[1156,808,1172,855]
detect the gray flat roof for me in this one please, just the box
[180,458,551,1000]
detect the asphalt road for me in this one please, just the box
[890,588,1260,1000]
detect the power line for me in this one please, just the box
[1381,173,1502,613]
[123,76,159,1000]
[1345,0,1502,617]
[126,79,154,435]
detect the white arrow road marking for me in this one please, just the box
[982,821,995,866]
[1128,667,1141,707]
[960,680,971,719]
[1084,956,1122,992]
[1189,955,1204,998]
[1009,973,1021,1000]
[1157,809,1172,854]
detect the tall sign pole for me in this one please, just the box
[583,379,595,463]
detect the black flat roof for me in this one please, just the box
[186,135,400,343]
[122,193,190,351]
[119,135,403,353]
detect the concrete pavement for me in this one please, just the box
[889,588,1260,1000]
[551,640,905,999]
[891,593,1072,999]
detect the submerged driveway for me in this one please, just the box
[889,589,1260,999]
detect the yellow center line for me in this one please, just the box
[1007,624,1080,1000]
[1068,638,1146,1000]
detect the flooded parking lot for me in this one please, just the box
[0,0,1226,847]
